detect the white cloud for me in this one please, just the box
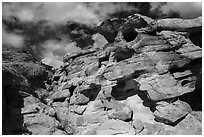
[2,2,138,26]
[2,27,24,48]
[162,2,202,18]
[41,39,80,68]
[85,3,136,20]
[150,2,202,19]
[3,3,100,26]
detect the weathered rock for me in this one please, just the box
[51,89,70,102]
[113,47,135,62]
[61,82,72,90]
[47,108,56,117]
[111,79,140,100]
[97,19,118,42]
[92,33,108,49]
[173,111,202,135]
[2,49,53,135]
[157,111,202,135]
[83,100,104,114]
[138,73,195,101]
[96,119,135,135]
[3,13,202,135]
[104,54,156,81]
[129,34,172,53]
[69,83,101,105]
[70,105,87,115]
[132,119,144,134]
[52,130,67,135]
[23,113,62,135]
[53,102,74,134]
[108,104,133,121]
[125,95,155,123]
[70,93,90,105]
[138,122,164,135]
[152,16,202,32]
[127,13,154,25]
[154,100,192,124]
[172,70,192,79]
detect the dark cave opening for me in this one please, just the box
[189,31,202,48]
[123,29,138,42]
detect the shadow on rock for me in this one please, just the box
[179,58,202,111]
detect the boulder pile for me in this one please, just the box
[2,14,202,135]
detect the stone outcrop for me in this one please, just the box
[2,50,66,135]
[2,14,202,135]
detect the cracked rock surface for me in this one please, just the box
[2,14,202,135]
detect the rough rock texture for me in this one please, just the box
[2,14,202,135]
[96,119,135,135]
[2,50,66,135]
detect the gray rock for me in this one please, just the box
[125,95,155,123]
[51,89,70,102]
[154,100,192,124]
[92,33,108,49]
[153,16,202,32]
[132,119,144,134]
[23,113,62,135]
[138,73,195,101]
[104,54,155,81]
[61,82,72,90]
[70,93,90,105]
[97,19,118,42]
[158,111,202,135]
[70,105,87,115]
[108,105,133,121]
[96,119,135,135]
[139,122,164,135]
[172,112,202,135]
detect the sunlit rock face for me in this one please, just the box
[2,13,202,135]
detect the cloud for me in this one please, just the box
[41,39,80,68]
[85,3,136,20]
[150,2,202,19]
[2,2,138,26]
[2,27,24,48]
[2,2,100,26]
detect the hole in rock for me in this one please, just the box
[169,65,188,74]
[188,58,202,76]
[98,54,109,68]
[181,80,191,87]
[122,29,138,42]
[189,31,202,48]
[53,97,66,102]
[111,79,139,100]
[179,88,202,111]
[83,84,101,101]
[69,85,77,97]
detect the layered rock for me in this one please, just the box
[2,14,202,135]
[56,14,201,135]
[2,50,66,135]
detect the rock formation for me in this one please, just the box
[2,14,202,135]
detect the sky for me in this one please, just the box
[2,2,202,68]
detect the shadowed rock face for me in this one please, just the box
[2,14,202,135]
[2,50,60,135]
